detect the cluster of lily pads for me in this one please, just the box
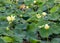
[0,0,60,43]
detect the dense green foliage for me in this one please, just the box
[0,0,60,43]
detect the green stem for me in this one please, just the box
[47,37,48,43]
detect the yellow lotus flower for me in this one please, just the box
[36,14,41,18]
[42,12,47,16]
[44,24,50,30]
[7,15,15,22]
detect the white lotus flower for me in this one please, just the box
[7,15,15,22]
[44,24,50,30]
[42,12,47,16]
[26,6,29,9]
[36,14,41,18]
[34,0,37,3]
